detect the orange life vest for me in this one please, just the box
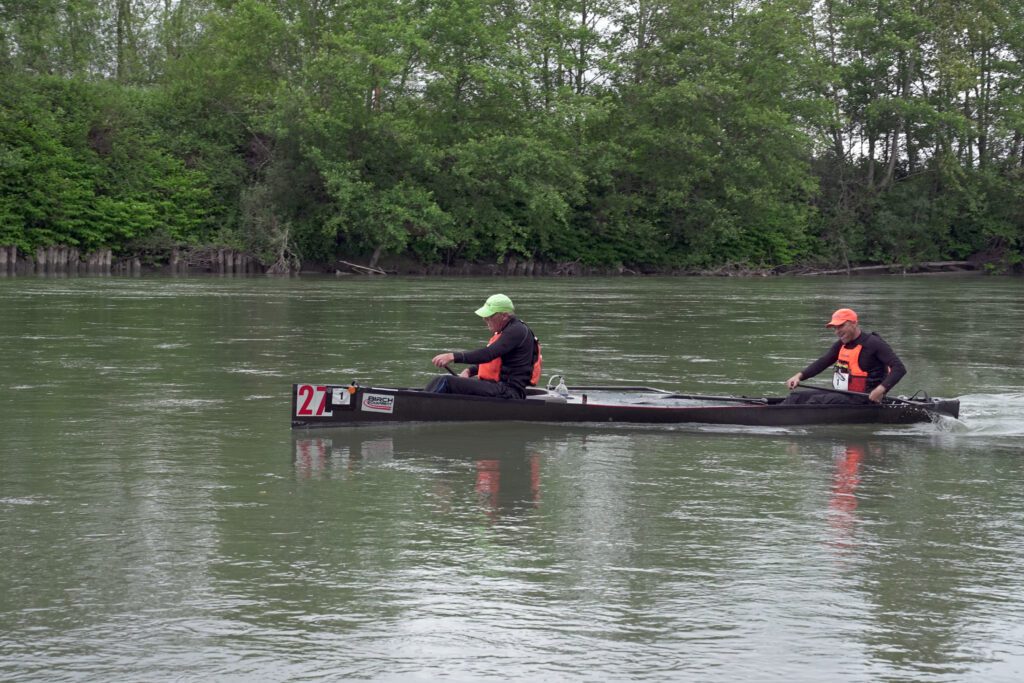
[833,343,869,392]
[477,327,543,386]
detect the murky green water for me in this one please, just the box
[2,275,1023,681]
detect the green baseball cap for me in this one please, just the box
[475,293,515,317]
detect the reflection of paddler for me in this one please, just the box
[827,443,880,551]
[830,444,864,516]
[475,460,501,511]
[530,454,541,503]
[474,453,542,519]
[293,425,553,518]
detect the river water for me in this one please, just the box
[1,275,1023,682]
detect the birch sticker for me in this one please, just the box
[361,393,395,413]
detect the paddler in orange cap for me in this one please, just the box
[783,308,906,404]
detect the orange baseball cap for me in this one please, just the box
[826,308,858,327]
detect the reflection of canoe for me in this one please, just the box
[291,383,960,428]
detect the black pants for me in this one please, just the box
[425,375,524,399]
[782,389,870,405]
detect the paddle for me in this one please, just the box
[443,363,457,376]
[565,384,769,404]
[565,385,672,394]
[663,392,771,405]
[796,382,917,406]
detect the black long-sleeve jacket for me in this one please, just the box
[800,332,907,392]
[453,316,537,391]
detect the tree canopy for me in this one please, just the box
[2,0,1022,271]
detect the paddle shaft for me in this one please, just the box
[796,382,913,406]
[664,393,771,405]
[566,385,769,404]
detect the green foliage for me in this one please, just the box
[0,74,214,254]
[438,135,583,262]
[1,0,1023,271]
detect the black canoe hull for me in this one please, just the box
[291,384,960,429]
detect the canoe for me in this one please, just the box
[291,382,960,428]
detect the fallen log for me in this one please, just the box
[798,261,975,276]
[338,259,387,275]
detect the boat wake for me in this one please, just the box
[880,393,1024,443]
[953,393,1024,436]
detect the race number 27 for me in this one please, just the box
[296,385,332,416]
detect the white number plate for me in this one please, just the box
[295,384,333,417]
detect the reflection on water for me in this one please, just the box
[294,426,548,522]
[287,423,1024,679]
[827,442,868,551]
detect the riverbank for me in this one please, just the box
[2,244,1018,277]
[0,245,262,277]
[315,254,1011,277]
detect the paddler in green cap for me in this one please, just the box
[427,294,543,399]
